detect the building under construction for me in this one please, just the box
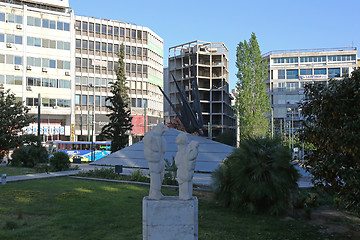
[166,41,235,138]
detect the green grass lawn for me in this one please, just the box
[0,166,36,176]
[0,178,353,240]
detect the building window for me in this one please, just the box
[131,98,136,107]
[14,56,22,65]
[286,82,299,91]
[64,22,70,31]
[137,64,142,74]
[131,29,136,38]
[120,27,124,36]
[137,98,141,107]
[101,96,106,106]
[89,41,94,50]
[278,70,285,79]
[0,33,4,42]
[342,67,349,76]
[131,47,136,56]
[75,95,81,105]
[114,27,119,35]
[57,21,64,30]
[328,68,340,78]
[137,30,142,40]
[95,96,100,106]
[41,78,49,87]
[76,39,81,48]
[49,60,56,68]
[82,95,87,106]
[82,77,87,85]
[95,41,100,51]
[108,26,113,35]
[131,64,136,73]
[102,25,107,34]
[142,48,147,57]
[75,76,81,85]
[114,44,119,53]
[75,57,81,67]
[89,23,94,32]
[126,46,130,55]
[108,43,113,52]
[82,58,88,67]
[314,68,326,75]
[95,23,100,33]
[0,13,5,22]
[82,21,88,31]
[49,20,56,29]
[126,63,130,73]
[75,21,81,30]
[102,42,106,52]
[300,69,312,75]
[82,40,88,50]
[278,82,285,91]
[286,69,298,79]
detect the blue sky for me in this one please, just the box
[70,0,360,89]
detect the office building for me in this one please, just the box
[263,47,357,133]
[0,0,74,141]
[74,15,163,142]
[0,0,163,142]
[166,41,235,138]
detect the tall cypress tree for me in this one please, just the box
[235,32,270,141]
[100,44,133,152]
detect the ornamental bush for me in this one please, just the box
[11,144,49,168]
[49,151,70,171]
[212,137,299,215]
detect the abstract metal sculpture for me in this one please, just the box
[159,72,204,135]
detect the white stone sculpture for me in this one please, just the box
[175,133,199,200]
[143,123,169,200]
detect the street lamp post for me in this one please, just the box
[287,107,294,158]
[89,84,95,162]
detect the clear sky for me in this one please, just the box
[70,0,360,89]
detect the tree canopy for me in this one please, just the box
[0,89,34,158]
[100,44,133,152]
[299,68,360,214]
[235,32,270,141]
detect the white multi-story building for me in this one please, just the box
[0,0,74,141]
[263,47,357,134]
[0,0,163,143]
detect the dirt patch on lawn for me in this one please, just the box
[306,206,360,239]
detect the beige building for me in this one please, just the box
[263,47,358,134]
[166,41,235,138]
[74,16,163,141]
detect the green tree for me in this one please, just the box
[100,44,133,152]
[0,89,34,158]
[235,33,270,141]
[299,68,360,214]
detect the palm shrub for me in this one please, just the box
[49,151,70,171]
[212,137,299,215]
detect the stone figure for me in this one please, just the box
[143,123,169,200]
[175,134,199,200]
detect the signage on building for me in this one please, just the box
[70,124,75,141]
[92,59,107,67]
[26,125,65,136]
[299,75,327,80]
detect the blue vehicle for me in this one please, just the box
[50,141,111,162]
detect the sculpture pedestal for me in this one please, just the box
[143,196,198,240]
